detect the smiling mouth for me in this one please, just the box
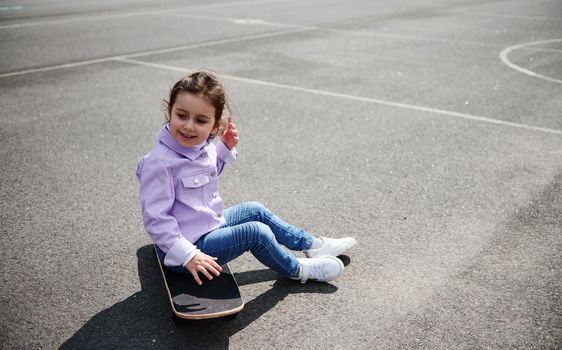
[179,131,196,140]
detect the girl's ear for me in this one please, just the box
[215,117,226,135]
[210,118,222,138]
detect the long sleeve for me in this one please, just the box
[137,158,199,266]
[215,140,237,175]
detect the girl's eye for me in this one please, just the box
[177,114,187,120]
[197,118,208,124]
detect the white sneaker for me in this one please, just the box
[291,256,344,283]
[304,237,357,258]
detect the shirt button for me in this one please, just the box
[193,178,200,185]
[217,213,222,218]
[211,171,217,177]
[212,192,218,198]
[201,152,207,158]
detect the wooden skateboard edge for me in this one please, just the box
[174,302,244,320]
[153,245,245,320]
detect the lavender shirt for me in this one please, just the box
[136,125,237,267]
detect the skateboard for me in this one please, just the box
[154,245,244,321]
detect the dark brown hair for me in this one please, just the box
[164,70,231,129]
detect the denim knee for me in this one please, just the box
[250,221,275,248]
[246,201,267,217]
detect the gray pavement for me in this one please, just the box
[1,0,561,349]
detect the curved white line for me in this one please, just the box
[500,39,562,84]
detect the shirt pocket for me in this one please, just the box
[180,174,210,189]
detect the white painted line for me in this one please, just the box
[0,0,284,29]
[319,28,560,54]
[154,12,500,49]
[153,13,562,54]
[0,6,23,11]
[159,12,305,29]
[4,5,558,57]
[1,11,559,82]
[0,27,314,78]
[455,11,562,21]
[0,56,123,78]
[115,57,562,136]
[233,19,268,25]
[0,12,145,29]
[500,39,562,84]
[113,57,188,73]
[320,28,500,48]
[122,26,315,59]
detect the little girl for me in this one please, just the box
[136,70,356,285]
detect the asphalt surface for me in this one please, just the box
[1,0,561,349]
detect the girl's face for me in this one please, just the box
[169,92,219,148]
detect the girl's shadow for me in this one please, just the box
[60,245,340,350]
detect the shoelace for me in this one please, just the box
[301,260,328,283]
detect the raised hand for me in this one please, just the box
[220,116,239,150]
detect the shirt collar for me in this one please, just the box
[158,124,209,160]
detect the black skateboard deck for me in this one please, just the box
[154,245,244,320]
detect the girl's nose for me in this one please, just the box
[183,121,195,131]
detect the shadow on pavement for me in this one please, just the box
[60,245,338,349]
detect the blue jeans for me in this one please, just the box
[156,202,314,278]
